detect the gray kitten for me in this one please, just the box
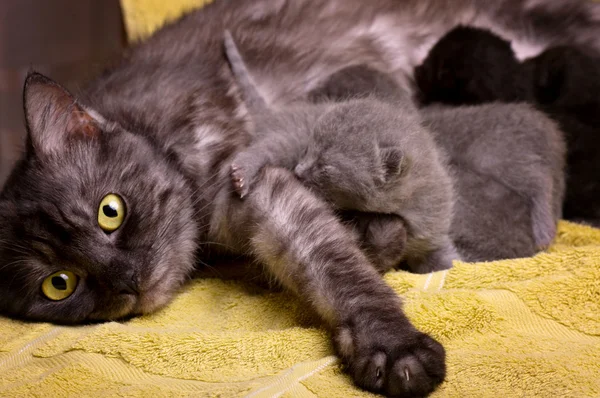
[422,103,566,259]
[310,65,566,261]
[225,32,457,274]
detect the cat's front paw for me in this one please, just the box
[335,322,445,397]
[231,163,250,198]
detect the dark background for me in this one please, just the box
[0,0,125,185]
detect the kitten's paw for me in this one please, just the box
[230,163,250,198]
[362,215,407,273]
[531,193,557,249]
[406,242,457,274]
[335,324,446,397]
[532,212,556,250]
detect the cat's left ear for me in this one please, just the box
[380,147,409,183]
[23,72,101,156]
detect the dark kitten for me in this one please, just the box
[225,32,457,274]
[311,65,565,260]
[415,25,600,226]
[525,46,600,225]
[414,26,529,106]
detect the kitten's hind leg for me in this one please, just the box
[404,237,458,274]
[531,187,557,249]
[227,167,446,397]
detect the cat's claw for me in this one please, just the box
[230,163,250,198]
[335,323,445,397]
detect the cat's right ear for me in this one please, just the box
[380,147,409,183]
[23,72,101,157]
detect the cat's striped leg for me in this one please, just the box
[229,167,445,397]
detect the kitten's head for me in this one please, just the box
[0,73,198,324]
[294,100,409,209]
[415,26,522,106]
[527,46,600,125]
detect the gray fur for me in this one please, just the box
[225,34,457,274]
[422,103,566,260]
[310,65,566,262]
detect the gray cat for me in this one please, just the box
[0,1,596,396]
[225,32,457,274]
[310,65,566,261]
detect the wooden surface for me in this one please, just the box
[0,0,125,185]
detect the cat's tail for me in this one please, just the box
[223,30,268,112]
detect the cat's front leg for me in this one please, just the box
[227,167,446,397]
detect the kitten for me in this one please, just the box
[525,46,600,225]
[311,65,565,260]
[421,103,566,258]
[415,25,600,226]
[414,26,530,105]
[225,32,457,274]
[1,1,598,396]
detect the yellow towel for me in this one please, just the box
[120,0,212,42]
[1,221,599,397]
[3,3,599,397]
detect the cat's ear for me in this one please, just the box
[380,147,409,183]
[23,72,101,156]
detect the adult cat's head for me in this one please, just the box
[0,73,198,323]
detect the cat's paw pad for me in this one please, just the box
[335,325,445,397]
[230,163,249,198]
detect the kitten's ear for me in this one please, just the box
[531,54,565,105]
[23,72,101,156]
[380,147,408,183]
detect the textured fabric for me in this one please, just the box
[1,220,599,397]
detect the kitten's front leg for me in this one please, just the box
[231,134,303,199]
[226,167,446,397]
[230,150,265,198]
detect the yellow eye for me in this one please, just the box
[42,271,78,301]
[98,194,126,232]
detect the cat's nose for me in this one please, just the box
[114,271,140,296]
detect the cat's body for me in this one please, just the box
[415,25,600,226]
[310,65,566,261]
[225,34,457,274]
[1,0,598,396]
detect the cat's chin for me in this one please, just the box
[88,294,139,321]
[85,289,177,322]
